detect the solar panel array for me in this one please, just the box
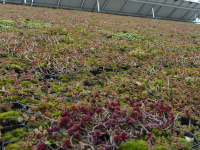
[1,0,200,22]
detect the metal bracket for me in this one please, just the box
[31,0,34,6]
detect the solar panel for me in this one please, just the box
[1,0,200,22]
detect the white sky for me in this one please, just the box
[185,0,200,2]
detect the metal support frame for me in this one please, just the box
[57,0,61,6]
[181,10,190,19]
[92,0,100,12]
[152,7,154,18]
[137,3,146,14]
[120,1,128,13]
[2,0,200,22]
[188,11,198,20]
[126,0,200,12]
[92,2,96,11]
[101,0,108,11]
[167,1,184,18]
[97,0,100,12]
[155,0,168,15]
[81,0,86,8]
[181,3,198,19]
[145,4,156,17]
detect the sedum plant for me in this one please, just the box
[32,95,177,150]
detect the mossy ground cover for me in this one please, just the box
[1,127,30,142]
[0,3,200,150]
[4,141,32,150]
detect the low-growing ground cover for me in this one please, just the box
[0,3,200,150]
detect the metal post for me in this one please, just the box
[195,13,197,22]
[97,0,100,12]
[31,0,33,6]
[3,0,5,4]
[24,0,26,3]
[152,7,155,18]
[145,4,156,17]
[57,0,61,6]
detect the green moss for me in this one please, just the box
[52,82,66,90]
[21,98,40,105]
[20,58,29,63]
[0,80,6,86]
[0,20,14,32]
[23,20,45,29]
[57,135,66,142]
[21,81,32,87]
[118,140,148,150]
[178,138,192,150]
[2,127,29,142]
[26,120,43,129]
[11,95,20,102]
[129,48,148,58]
[0,111,24,126]
[60,102,73,111]
[5,141,32,150]
[31,79,37,84]
[21,89,32,93]
[35,103,49,111]
[152,129,165,137]
[66,92,72,97]
[196,132,200,141]
[59,75,71,82]
[0,68,8,75]
[39,63,46,68]
[155,145,168,150]
[10,64,23,70]
[6,78,14,84]
[53,110,62,117]
[0,20,15,26]
[47,100,59,106]
[3,97,11,102]
[1,52,8,57]
[0,111,20,121]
